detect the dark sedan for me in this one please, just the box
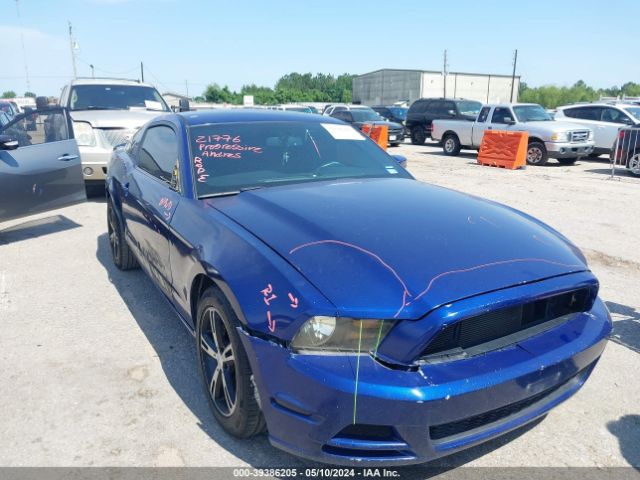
[330,107,405,146]
[103,109,610,466]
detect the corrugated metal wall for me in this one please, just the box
[353,69,520,106]
[352,70,423,105]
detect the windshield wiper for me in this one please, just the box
[198,191,241,199]
[73,106,125,111]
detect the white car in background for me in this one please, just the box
[555,103,640,157]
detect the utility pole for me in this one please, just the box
[443,49,448,98]
[510,49,518,102]
[140,62,144,82]
[68,21,77,79]
[185,79,189,97]
[15,0,31,91]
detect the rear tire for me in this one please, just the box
[442,134,461,156]
[628,153,640,177]
[196,287,265,438]
[107,200,139,271]
[410,127,426,145]
[557,157,578,165]
[526,141,548,166]
[389,142,400,147]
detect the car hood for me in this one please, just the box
[522,120,591,132]
[69,109,164,129]
[209,178,588,320]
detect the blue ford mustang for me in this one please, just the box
[106,110,611,466]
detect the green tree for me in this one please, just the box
[200,72,358,106]
[1,91,17,99]
[24,91,36,98]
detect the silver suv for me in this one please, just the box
[59,78,170,186]
[555,102,640,157]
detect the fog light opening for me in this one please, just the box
[83,167,94,176]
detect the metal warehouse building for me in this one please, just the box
[352,69,520,106]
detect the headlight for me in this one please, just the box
[588,130,594,140]
[551,131,569,142]
[291,317,393,354]
[73,120,96,147]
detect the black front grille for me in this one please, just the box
[429,366,588,441]
[420,287,595,361]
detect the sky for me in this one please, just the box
[1,0,639,98]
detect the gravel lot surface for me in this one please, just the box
[0,141,638,473]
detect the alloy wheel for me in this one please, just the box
[629,154,640,176]
[444,138,455,153]
[199,307,238,417]
[527,146,543,164]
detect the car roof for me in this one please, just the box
[69,78,153,88]
[177,109,345,126]
[557,102,638,109]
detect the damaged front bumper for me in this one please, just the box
[238,296,611,466]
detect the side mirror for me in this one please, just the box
[178,99,190,112]
[35,96,49,109]
[504,117,515,125]
[392,154,407,168]
[447,109,456,117]
[0,134,19,150]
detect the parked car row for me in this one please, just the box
[326,105,404,146]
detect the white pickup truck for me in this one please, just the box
[431,103,595,165]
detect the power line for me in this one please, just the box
[76,57,139,77]
[15,0,31,91]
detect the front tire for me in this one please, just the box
[526,141,548,166]
[410,127,426,145]
[107,200,139,271]
[442,134,461,156]
[196,287,265,438]
[557,157,578,165]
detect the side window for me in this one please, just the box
[477,106,491,123]
[137,125,180,190]
[491,107,514,124]
[0,107,69,148]
[427,101,445,115]
[602,108,633,125]
[410,100,428,114]
[333,111,350,122]
[565,107,600,120]
[442,101,456,115]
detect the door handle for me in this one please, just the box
[487,126,493,130]
[58,154,79,161]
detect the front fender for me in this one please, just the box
[170,198,336,340]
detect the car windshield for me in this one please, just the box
[457,101,482,117]
[69,85,170,111]
[513,105,552,122]
[350,109,383,122]
[388,107,408,120]
[625,107,640,121]
[189,121,411,197]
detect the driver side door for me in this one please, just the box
[0,107,86,222]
